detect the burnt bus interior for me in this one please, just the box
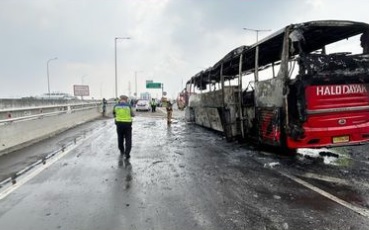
[186,20,369,148]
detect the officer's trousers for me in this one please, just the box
[116,122,132,155]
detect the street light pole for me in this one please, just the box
[134,71,143,97]
[135,71,137,97]
[114,37,131,99]
[243,28,270,82]
[81,74,87,84]
[46,57,58,99]
[242,28,271,43]
[81,74,87,101]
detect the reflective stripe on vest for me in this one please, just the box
[114,105,132,122]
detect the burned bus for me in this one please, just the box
[185,20,369,151]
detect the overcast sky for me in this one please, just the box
[1,0,369,99]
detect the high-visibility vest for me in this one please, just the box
[114,103,132,123]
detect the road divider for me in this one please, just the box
[0,103,114,156]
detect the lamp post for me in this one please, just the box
[114,37,131,99]
[134,71,144,97]
[135,71,137,97]
[243,28,270,82]
[47,57,58,98]
[242,28,271,43]
[81,74,87,84]
[80,74,87,100]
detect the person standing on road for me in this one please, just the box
[102,98,107,117]
[166,100,173,125]
[113,95,135,159]
[150,98,157,112]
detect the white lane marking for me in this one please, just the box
[301,172,350,186]
[0,127,100,201]
[351,179,369,190]
[280,171,369,218]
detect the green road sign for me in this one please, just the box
[146,82,162,89]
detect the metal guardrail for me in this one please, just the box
[0,103,103,125]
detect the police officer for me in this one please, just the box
[113,95,135,159]
[166,100,173,125]
[150,98,157,112]
[102,98,107,116]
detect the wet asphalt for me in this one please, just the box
[0,108,369,229]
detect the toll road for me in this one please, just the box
[0,112,369,229]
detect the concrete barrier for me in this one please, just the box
[0,98,80,109]
[0,103,114,156]
[0,98,101,119]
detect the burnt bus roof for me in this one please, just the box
[188,20,369,89]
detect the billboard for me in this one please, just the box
[73,85,90,96]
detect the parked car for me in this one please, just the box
[135,100,150,111]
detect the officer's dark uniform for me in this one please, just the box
[166,101,173,125]
[113,96,134,158]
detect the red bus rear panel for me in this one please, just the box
[287,83,369,148]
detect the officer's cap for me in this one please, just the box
[120,95,128,100]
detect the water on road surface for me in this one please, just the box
[0,110,369,230]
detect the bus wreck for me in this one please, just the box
[185,20,369,151]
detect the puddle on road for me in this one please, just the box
[134,117,216,147]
